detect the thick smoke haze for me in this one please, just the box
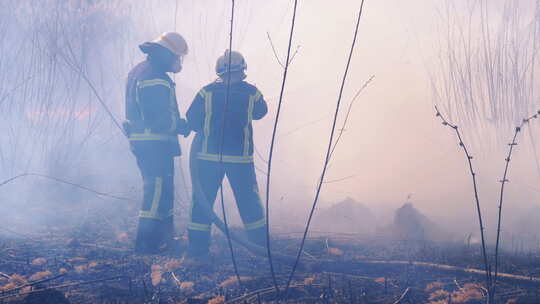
[1,0,539,251]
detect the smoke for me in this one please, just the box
[0,0,539,253]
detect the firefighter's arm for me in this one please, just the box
[252,90,268,120]
[137,79,173,132]
[186,89,206,132]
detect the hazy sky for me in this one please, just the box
[185,0,540,228]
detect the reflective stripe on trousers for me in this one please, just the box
[134,147,175,222]
[188,159,266,246]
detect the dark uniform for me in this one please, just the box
[125,59,187,253]
[186,79,268,254]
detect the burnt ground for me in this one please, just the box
[1,201,540,304]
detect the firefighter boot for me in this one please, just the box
[161,216,179,255]
[134,218,171,254]
[185,229,211,258]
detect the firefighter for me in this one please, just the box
[185,50,268,257]
[124,32,190,254]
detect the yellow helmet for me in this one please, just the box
[215,50,247,76]
[152,32,188,57]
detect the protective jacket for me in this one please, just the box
[125,59,187,253]
[186,79,267,163]
[125,60,185,156]
[186,79,268,254]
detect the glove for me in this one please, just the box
[177,118,191,137]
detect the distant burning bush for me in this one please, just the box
[377,202,450,241]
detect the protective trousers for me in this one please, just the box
[188,159,267,254]
[133,145,175,254]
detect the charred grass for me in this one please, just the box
[1,210,539,304]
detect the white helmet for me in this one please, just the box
[215,50,247,76]
[152,32,188,57]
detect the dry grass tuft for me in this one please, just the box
[0,274,27,291]
[69,257,87,263]
[21,286,32,293]
[75,265,88,274]
[451,283,483,303]
[303,276,315,285]
[328,247,344,256]
[429,289,450,301]
[9,274,26,285]
[180,281,194,292]
[29,270,52,281]
[164,259,182,272]
[0,282,17,291]
[428,300,448,304]
[219,276,252,288]
[151,265,162,286]
[116,232,129,243]
[425,281,445,292]
[31,258,47,266]
[207,295,225,304]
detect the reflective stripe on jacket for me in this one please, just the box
[186,79,267,163]
[125,61,182,156]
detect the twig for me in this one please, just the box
[265,0,300,296]
[285,0,367,295]
[224,283,323,304]
[323,174,357,184]
[494,110,540,287]
[325,238,330,253]
[266,32,284,68]
[171,272,182,288]
[279,76,374,140]
[0,173,134,202]
[0,272,11,280]
[435,105,491,294]
[301,249,318,262]
[322,272,375,282]
[217,0,243,290]
[56,26,125,136]
[392,287,410,304]
[266,31,301,69]
[2,273,66,294]
[329,75,375,160]
[0,276,123,300]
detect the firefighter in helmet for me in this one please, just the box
[124,32,190,254]
[185,50,268,257]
